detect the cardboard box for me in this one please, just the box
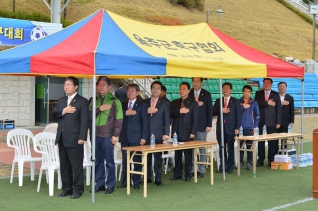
[274,155,291,163]
[271,162,293,170]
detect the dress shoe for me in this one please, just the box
[154,180,163,186]
[140,179,152,184]
[57,190,73,197]
[185,178,191,182]
[105,187,114,194]
[227,169,234,174]
[117,184,127,188]
[170,176,182,181]
[70,193,82,199]
[133,184,140,190]
[90,185,105,193]
[256,162,264,167]
[197,172,204,178]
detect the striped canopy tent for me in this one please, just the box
[0,9,304,78]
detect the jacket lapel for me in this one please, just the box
[70,94,78,106]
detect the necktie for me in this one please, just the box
[265,92,269,101]
[151,99,157,116]
[195,92,199,102]
[224,98,228,123]
[128,102,132,109]
[151,99,157,108]
[67,96,72,106]
[224,98,228,108]
[181,100,184,108]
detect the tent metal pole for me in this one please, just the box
[91,76,96,203]
[219,79,225,180]
[301,78,304,154]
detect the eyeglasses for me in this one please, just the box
[64,84,74,87]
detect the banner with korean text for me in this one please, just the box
[0,18,62,46]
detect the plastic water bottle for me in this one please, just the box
[288,124,292,135]
[173,132,178,146]
[263,124,267,137]
[239,126,243,137]
[254,127,259,138]
[150,133,155,148]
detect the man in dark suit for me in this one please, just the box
[52,76,89,199]
[170,82,199,182]
[143,81,170,186]
[189,77,212,178]
[277,82,294,149]
[213,82,241,174]
[118,84,149,190]
[255,78,282,167]
[115,82,127,102]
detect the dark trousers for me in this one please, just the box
[240,129,253,163]
[217,133,235,171]
[147,140,163,182]
[58,137,84,194]
[121,142,142,185]
[173,139,193,179]
[95,136,115,189]
[278,126,288,150]
[258,126,278,163]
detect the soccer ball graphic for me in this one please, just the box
[30,27,48,41]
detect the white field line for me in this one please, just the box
[263,197,314,211]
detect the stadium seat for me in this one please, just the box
[176,78,182,84]
[172,93,179,100]
[171,85,179,93]
[170,78,177,85]
[165,85,173,93]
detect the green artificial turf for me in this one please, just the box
[0,142,317,211]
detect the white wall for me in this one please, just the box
[0,76,35,127]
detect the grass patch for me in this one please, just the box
[144,15,183,25]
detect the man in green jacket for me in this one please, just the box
[90,76,123,194]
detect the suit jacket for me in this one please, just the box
[213,97,241,136]
[255,90,282,127]
[119,99,149,147]
[115,88,127,102]
[170,97,199,141]
[52,94,89,147]
[142,98,170,142]
[281,94,294,127]
[189,88,213,131]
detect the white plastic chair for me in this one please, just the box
[161,151,175,174]
[43,123,58,134]
[33,132,61,196]
[42,123,58,182]
[205,125,220,168]
[7,128,42,186]
[199,144,220,168]
[83,135,92,186]
[114,143,123,181]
